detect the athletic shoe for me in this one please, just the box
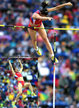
[51,56,59,63]
[12,101,16,108]
[12,101,16,105]
[35,47,42,56]
[31,92,36,96]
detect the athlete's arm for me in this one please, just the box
[32,13,53,21]
[8,60,15,76]
[47,2,72,12]
[18,59,23,73]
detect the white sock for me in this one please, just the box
[32,92,33,94]
[35,46,38,51]
[50,53,54,58]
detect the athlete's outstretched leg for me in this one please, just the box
[28,28,41,55]
[28,28,37,49]
[38,24,58,62]
[15,83,22,102]
[24,82,33,93]
[38,24,53,55]
[24,82,36,96]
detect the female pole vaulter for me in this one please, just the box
[28,1,72,62]
[8,59,36,104]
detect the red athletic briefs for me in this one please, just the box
[14,72,25,86]
[18,81,25,86]
[28,10,42,31]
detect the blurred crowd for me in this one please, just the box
[0,0,79,108]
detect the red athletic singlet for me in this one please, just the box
[28,10,42,31]
[14,72,22,80]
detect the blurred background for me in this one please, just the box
[0,0,79,108]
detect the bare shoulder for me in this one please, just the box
[32,13,39,17]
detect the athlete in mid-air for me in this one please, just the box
[28,1,72,62]
[8,59,36,104]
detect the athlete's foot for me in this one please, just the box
[35,47,42,56]
[12,100,16,106]
[31,92,36,96]
[51,56,59,63]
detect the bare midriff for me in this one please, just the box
[29,22,42,27]
[17,77,24,81]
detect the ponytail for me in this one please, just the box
[40,1,49,15]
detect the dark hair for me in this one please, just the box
[40,1,49,16]
[41,1,48,8]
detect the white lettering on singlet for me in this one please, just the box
[33,19,36,23]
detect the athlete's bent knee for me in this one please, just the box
[43,37,48,43]
[28,83,31,86]
[19,91,22,94]
[32,39,37,42]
